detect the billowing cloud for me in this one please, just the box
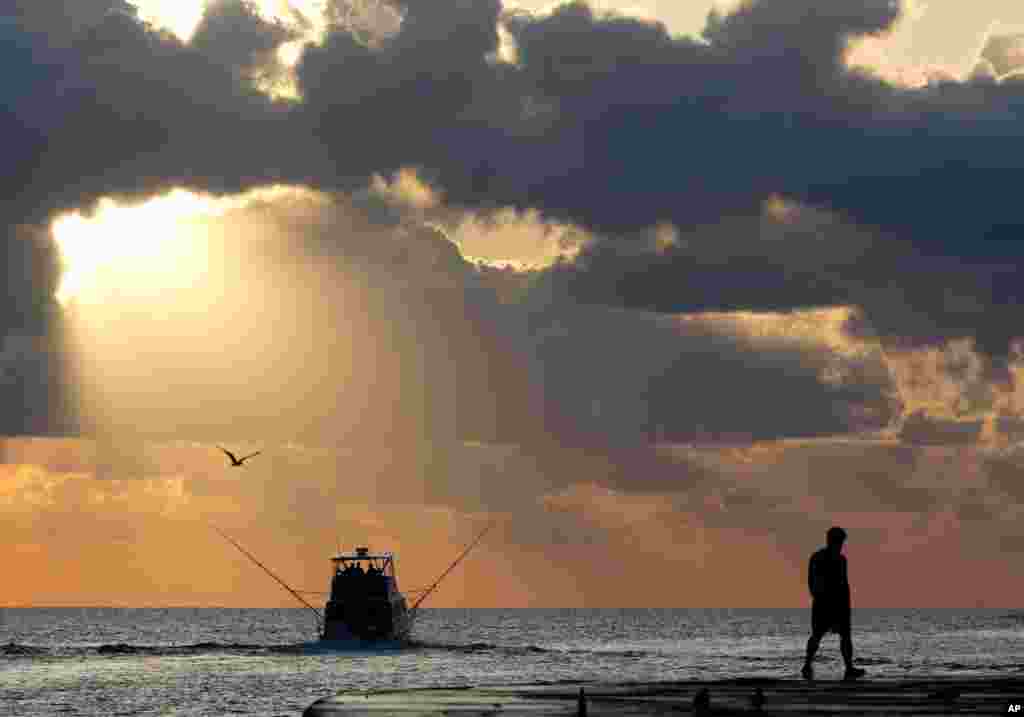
[5,0,1024,368]
[190,0,298,88]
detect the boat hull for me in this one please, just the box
[321,600,415,642]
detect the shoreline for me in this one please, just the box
[304,676,1024,715]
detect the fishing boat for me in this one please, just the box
[321,547,413,641]
[212,522,493,644]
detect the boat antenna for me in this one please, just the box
[411,522,495,611]
[210,524,323,630]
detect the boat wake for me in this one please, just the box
[409,640,657,658]
[2,641,305,658]
[2,639,645,660]
[412,639,551,655]
[1,642,48,657]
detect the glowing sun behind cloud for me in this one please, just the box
[133,0,328,63]
[134,1,206,41]
[51,184,326,312]
[51,190,232,307]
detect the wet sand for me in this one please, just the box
[304,677,1024,715]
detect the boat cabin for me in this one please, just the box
[322,546,412,641]
[329,547,399,598]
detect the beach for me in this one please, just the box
[305,677,1024,715]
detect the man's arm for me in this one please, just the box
[808,554,817,598]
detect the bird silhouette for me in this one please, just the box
[219,446,262,467]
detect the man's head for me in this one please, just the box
[826,526,847,549]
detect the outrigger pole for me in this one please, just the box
[210,524,323,629]
[411,522,495,611]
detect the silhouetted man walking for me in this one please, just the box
[802,526,866,681]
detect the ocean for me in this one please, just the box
[2,608,1023,716]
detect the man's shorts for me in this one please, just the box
[812,600,851,635]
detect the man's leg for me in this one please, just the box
[805,631,823,664]
[840,629,853,670]
[803,629,825,678]
[840,627,866,679]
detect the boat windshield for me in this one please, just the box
[331,552,393,577]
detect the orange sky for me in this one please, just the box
[5,435,1024,608]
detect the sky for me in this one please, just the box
[4,0,1024,608]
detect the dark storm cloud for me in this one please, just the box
[295,0,504,180]
[2,1,305,228]
[6,0,1024,360]
[1,17,68,410]
[517,299,900,445]
[548,199,1017,359]
[191,0,298,80]
[0,226,71,435]
[463,1,1022,356]
[1,226,60,337]
[298,0,1024,356]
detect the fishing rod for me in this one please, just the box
[210,524,323,631]
[411,522,495,611]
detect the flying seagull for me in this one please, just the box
[219,446,262,467]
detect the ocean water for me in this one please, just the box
[2,607,1023,716]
